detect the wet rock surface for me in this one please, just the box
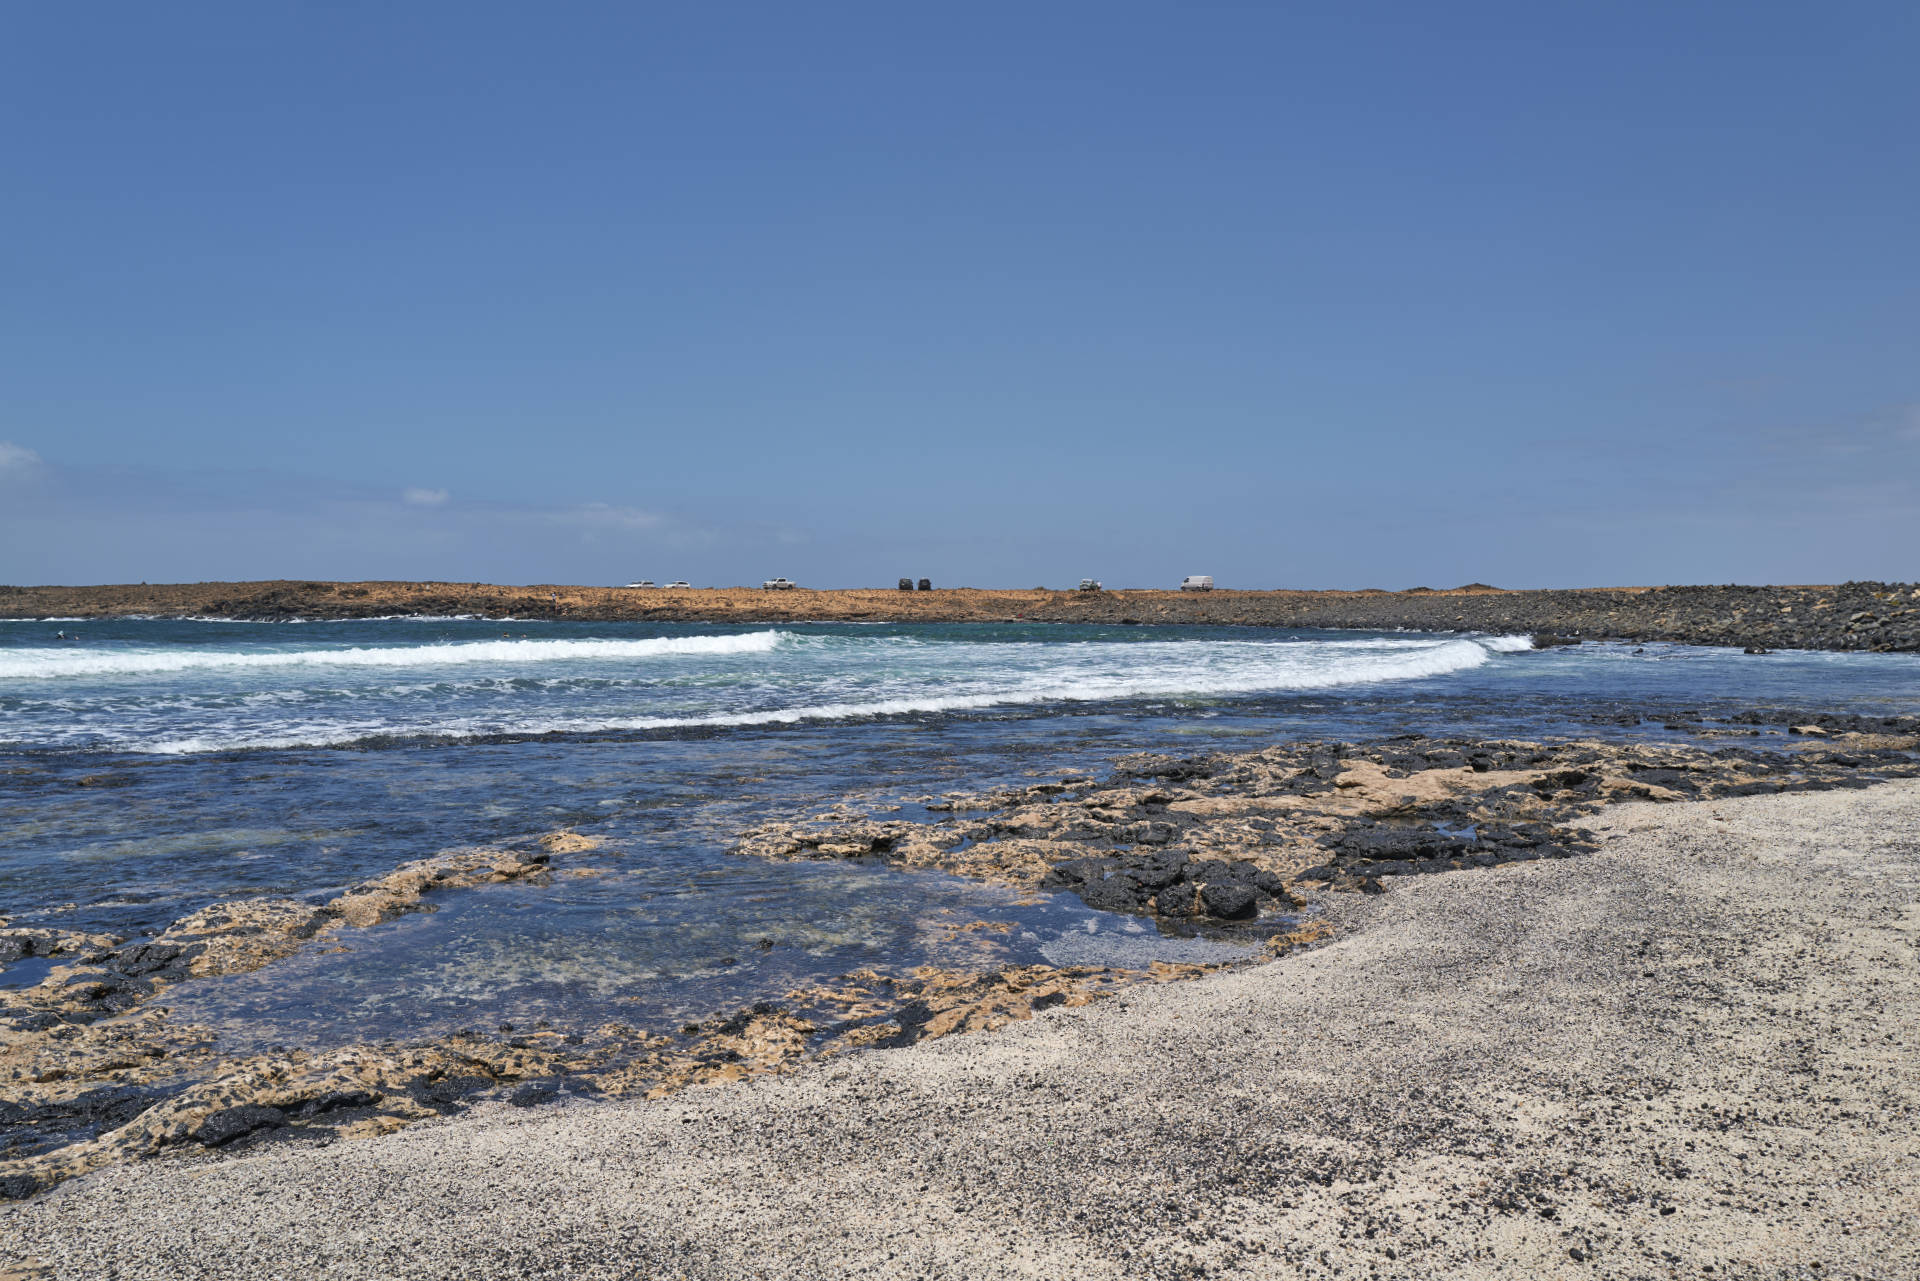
[733,714,1920,924]
[0,951,1166,1199]
[2,845,556,1027]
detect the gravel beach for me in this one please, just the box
[6,780,1917,1280]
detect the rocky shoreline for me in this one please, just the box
[6,579,1920,651]
[8,776,1918,1279]
[3,707,1914,1205]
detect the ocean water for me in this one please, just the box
[4,618,1916,1049]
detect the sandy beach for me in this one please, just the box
[7,779,1915,1279]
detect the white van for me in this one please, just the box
[1180,575,1214,592]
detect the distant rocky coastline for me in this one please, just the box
[5,579,1919,652]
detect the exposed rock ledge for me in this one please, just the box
[4,715,1915,1204]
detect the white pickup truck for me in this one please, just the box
[762,577,797,590]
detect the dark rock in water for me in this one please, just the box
[1038,857,1107,888]
[1154,884,1197,917]
[192,1104,287,1147]
[509,1081,560,1108]
[1530,633,1580,648]
[1076,873,1151,915]
[1744,646,1771,654]
[1115,753,1214,781]
[918,578,932,591]
[1198,883,1258,919]
[108,940,187,977]
[898,578,913,591]
[1127,851,1189,890]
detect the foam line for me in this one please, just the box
[126,636,1517,752]
[0,631,789,679]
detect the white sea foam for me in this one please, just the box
[0,631,789,680]
[117,634,1520,753]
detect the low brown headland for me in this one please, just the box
[7,578,1920,651]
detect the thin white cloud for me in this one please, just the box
[0,442,42,472]
[403,487,451,506]
[562,502,666,531]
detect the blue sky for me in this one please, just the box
[3,2,1915,588]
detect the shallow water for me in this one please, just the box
[4,618,1916,1051]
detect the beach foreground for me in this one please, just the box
[7,781,1914,1280]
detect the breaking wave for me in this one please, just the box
[0,623,1543,753]
[118,635,1524,753]
[0,631,790,680]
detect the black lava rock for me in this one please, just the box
[1154,884,1197,917]
[192,1104,287,1147]
[108,940,188,977]
[405,1074,492,1116]
[1198,883,1258,919]
[509,1081,560,1108]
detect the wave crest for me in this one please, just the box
[0,631,789,680]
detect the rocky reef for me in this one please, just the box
[733,715,1920,916]
[0,829,1210,1200]
[3,712,1916,1201]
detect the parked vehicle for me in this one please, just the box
[624,580,656,589]
[1180,575,1214,592]
[917,578,932,591]
[664,580,691,589]
[1078,579,1102,592]
[898,578,914,591]
[762,577,797,590]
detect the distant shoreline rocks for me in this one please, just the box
[2,580,1916,654]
